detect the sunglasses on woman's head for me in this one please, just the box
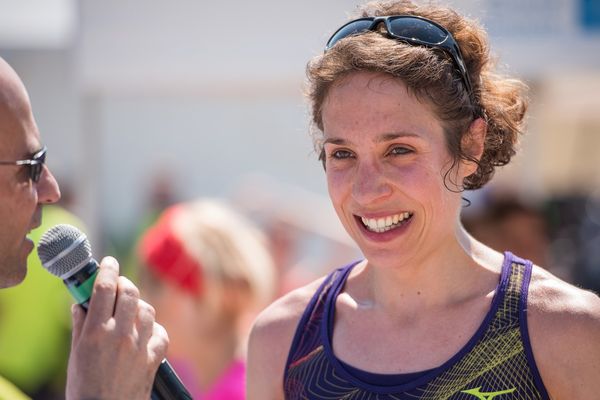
[325,15,473,96]
[0,146,47,183]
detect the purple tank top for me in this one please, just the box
[284,252,550,399]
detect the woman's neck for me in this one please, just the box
[352,226,503,314]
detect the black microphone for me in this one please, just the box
[37,224,193,400]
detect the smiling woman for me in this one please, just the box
[320,73,475,270]
[246,1,600,399]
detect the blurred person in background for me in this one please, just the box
[545,195,600,293]
[462,195,551,268]
[137,199,276,400]
[116,168,180,283]
[0,56,168,399]
[247,1,600,399]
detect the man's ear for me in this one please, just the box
[461,117,487,175]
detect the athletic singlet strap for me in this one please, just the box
[284,253,550,399]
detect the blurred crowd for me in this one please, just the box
[463,190,600,293]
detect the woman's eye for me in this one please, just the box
[388,146,412,156]
[330,149,354,159]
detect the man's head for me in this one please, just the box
[0,57,60,288]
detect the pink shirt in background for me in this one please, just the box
[172,358,246,400]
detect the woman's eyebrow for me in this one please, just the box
[323,132,422,146]
[376,132,421,143]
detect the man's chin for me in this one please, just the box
[0,265,27,288]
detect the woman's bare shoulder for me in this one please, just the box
[527,265,600,398]
[528,265,600,321]
[252,276,327,338]
[246,276,328,400]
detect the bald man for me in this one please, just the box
[0,57,168,399]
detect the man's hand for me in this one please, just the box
[66,256,169,400]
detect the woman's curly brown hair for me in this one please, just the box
[307,0,528,190]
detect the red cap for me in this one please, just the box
[139,206,203,295]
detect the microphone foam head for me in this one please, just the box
[38,224,93,279]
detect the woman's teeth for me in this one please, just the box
[360,212,411,233]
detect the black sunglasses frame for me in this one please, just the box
[0,146,47,183]
[325,15,473,97]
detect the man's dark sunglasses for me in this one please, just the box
[325,15,473,96]
[0,146,47,183]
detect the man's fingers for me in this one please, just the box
[113,276,141,336]
[147,321,169,365]
[136,299,156,344]
[85,256,120,327]
[70,303,85,347]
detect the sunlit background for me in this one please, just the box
[0,0,599,397]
